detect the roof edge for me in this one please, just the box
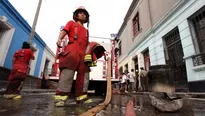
[1,0,46,47]
[117,0,139,37]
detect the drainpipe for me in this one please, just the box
[147,0,153,28]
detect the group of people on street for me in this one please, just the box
[120,67,148,93]
[3,6,106,107]
[3,5,145,116]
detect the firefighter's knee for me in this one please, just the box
[58,69,75,92]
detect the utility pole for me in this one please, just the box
[28,0,43,44]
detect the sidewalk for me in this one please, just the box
[0,80,55,95]
[145,92,205,99]
[113,91,205,99]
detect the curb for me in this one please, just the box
[21,89,56,94]
[116,92,205,99]
[0,89,56,95]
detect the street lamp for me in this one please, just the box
[110,33,117,40]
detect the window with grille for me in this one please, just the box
[132,12,140,37]
[189,6,205,66]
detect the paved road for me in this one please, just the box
[97,94,205,116]
[0,94,103,116]
[0,93,205,116]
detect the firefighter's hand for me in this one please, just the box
[125,98,136,116]
[56,39,62,48]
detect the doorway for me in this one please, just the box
[163,27,188,88]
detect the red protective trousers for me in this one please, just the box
[5,69,26,94]
[57,41,90,97]
[5,49,34,95]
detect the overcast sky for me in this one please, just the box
[9,0,132,52]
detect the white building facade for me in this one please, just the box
[116,0,205,92]
[38,46,55,78]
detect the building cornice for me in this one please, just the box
[117,0,139,38]
[1,0,46,47]
[45,46,55,58]
[118,0,191,64]
[128,0,189,55]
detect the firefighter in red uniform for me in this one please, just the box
[4,42,35,99]
[54,6,92,107]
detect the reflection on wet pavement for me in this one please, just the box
[97,94,205,116]
[0,94,205,116]
[0,94,103,116]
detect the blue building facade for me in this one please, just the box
[0,0,50,77]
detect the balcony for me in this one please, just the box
[192,52,205,66]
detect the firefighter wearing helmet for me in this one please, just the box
[54,6,92,107]
[73,6,89,23]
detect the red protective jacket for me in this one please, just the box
[13,49,35,73]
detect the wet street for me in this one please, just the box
[0,93,103,116]
[98,94,205,116]
[0,93,205,116]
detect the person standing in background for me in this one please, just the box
[128,69,136,92]
[139,67,148,92]
[125,71,130,92]
[120,73,127,92]
[4,42,35,99]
